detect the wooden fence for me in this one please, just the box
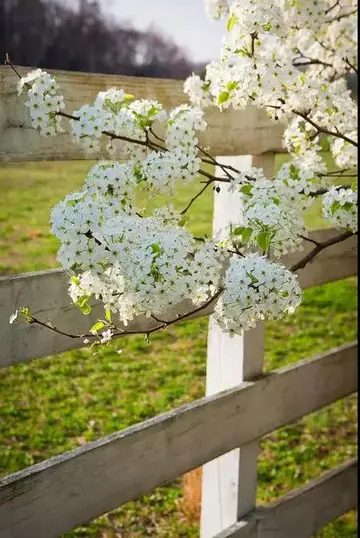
[0,65,358,538]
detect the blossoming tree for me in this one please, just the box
[9,0,357,353]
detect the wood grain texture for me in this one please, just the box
[0,343,357,538]
[201,155,274,538]
[214,459,358,538]
[0,65,285,162]
[0,269,214,369]
[0,229,356,368]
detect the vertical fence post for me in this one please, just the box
[200,153,276,538]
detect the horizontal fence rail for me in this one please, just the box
[0,343,357,538]
[0,229,357,368]
[0,65,286,162]
[214,459,358,538]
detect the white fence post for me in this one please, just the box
[200,153,276,538]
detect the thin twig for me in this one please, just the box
[325,0,340,15]
[149,288,223,326]
[327,8,357,24]
[180,180,214,214]
[24,289,224,342]
[298,234,320,247]
[291,231,355,272]
[293,110,358,147]
[308,184,352,197]
[5,56,161,151]
[27,317,94,340]
[343,57,358,75]
[319,168,355,177]
[197,145,236,180]
[199,168,229,183]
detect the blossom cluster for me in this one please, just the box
[140,105,205,193]
[14,0,358,341]
[323,186,358,233]
[70,90,162,157]
[17,69,65,136]
[58,200,224,325]
[186,0,358,176]
[224,162,315,257]
[214,254,302,335]
[205,0,229,20]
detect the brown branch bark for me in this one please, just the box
[23,289,224,342]
[291,231,355,272]
[293,110,358,148]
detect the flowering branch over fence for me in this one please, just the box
[6,0,358,348]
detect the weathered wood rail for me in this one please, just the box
[0,228,357,368]
[0,66,285,161]
[0,64,357,538]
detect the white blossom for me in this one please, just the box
[214,254,302,334]
[323,186,358,232]
[9,310,18,324]
[205,0,229,19]
[19,69,65,136]
[17,0,358,339]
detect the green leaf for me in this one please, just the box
[241,227,253,244]
[151,262,162,282]
[289,163,299,180]
[20,306,32,322]
[226,13,238,31]
[90,321,105,334]
[105,309,112,322]
[70,275,80,286]
[330,200,341,215]
[233,226,253,244]
[256,231,271,252]
[134,165,145,184]
[218,91,230,105]
[150,243,162,257]
[240,184,254,195]
[234,47,251,58]
[262,21,272,32]
[148,105,160,117]
[76,295,91,315]
[343,202,354,212]
[226,80,239,92]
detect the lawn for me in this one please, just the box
[0,158,357,537]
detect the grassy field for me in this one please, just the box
[0,158,357,537]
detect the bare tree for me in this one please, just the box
[1,0,196,79]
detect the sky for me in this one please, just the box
[98,0,226,63]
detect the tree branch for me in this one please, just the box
[343,57,358,75]
[327,8,357,24]
[308,184,352,197]
[180,179,214,214]
[22,289,224,342]
[197,144,236,180]
[5,56,162,151]
[291,231,355,272]
[293,110,358,147]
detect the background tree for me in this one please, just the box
[0,0,200,79]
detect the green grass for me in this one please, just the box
[0,158,357,537]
